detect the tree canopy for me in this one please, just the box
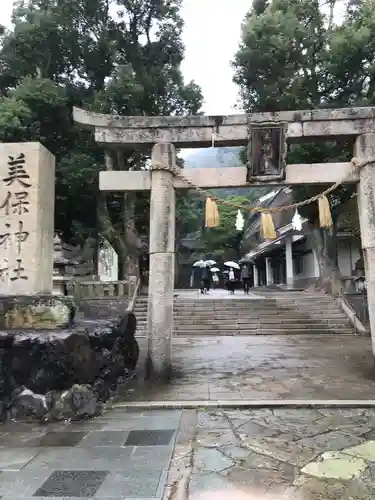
[232,0,370,286]
[0,0,203,276]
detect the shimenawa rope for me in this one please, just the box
[151,156,374,233]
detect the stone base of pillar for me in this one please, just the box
[286,278,295,288]
[146,252,174,381]
[145,355,173,382]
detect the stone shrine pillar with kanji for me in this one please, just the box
[0,142,74,330]
[0,143,55,294]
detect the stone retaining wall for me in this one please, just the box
[0,312,139,422]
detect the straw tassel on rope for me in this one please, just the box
[205,197,220,227]
[261,212,277,240]
[318,195,333,228]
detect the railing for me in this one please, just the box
[67,280,129,299]
[342,292,369,330]
[337,292,368,335]
[126,278,141,312]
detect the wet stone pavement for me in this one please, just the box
[0,408,181,499]
[2,407,375,498]
[120,335,375,401]
[167,407,375,499]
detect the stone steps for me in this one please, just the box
[134,305,338,310]
[135,328,355,335]
[168,322,351,328]
[136,323,353,328]
[170,308,346,314]
[137,292,355,336]
[134,315,350,323]
[78,291,357,336]
[135,319,350,328]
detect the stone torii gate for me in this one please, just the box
[74,106,375,378]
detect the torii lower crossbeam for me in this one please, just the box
[99,162,358,191]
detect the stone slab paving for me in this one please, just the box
[0,408,181,499]
[164,407,375,499]
[119,335,375,402]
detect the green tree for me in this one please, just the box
[0,0,203,278]
[200,195,250,262]
[232,0,363,291]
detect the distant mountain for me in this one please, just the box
[183,147,242,170]
[183,147,267,199]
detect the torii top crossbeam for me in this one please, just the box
[73,106,375,149]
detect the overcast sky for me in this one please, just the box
[0,0,251,115]
[0,0,347,159]
[0,0,348,114]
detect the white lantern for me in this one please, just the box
[292,209,303,231]
[235,210,245,231]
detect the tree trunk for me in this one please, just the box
[175,227,181,288]
[309,223,343,295]
[122,191,140,281]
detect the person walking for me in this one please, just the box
[228,267,236,294]
[212,272,219,288]
[201,265,212,294]
[241,265,250,294]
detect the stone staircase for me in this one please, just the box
[78,290,358,336]
[132,290,356,336]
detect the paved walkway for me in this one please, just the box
[3,407,375,499]
[167,407,375,499]
[0,408,181,499]
[120,335,375,402]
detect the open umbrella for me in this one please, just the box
[205,260,216,266]
[224,261,240,270]
[210,267,220,273]
[193,260,206,267]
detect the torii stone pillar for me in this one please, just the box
[146,143,176,379]
[356,134,375,357]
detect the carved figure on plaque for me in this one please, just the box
[247,122,287,182]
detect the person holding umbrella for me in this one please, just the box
[193,260,214,294]
[192,260,205,292]
[201,264,212,294]
[241,264,250,294]
[211,267,220,288]
[227,268,236,294]
[224,261,240,294]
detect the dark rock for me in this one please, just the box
[8,387,48,420]
[0,334,17,415]
[93,379,111,402]
[113,312,139,371]
[45,390,61,412]
[48,384,102,421]
[115,311,137,339]
[0,312,139,422]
